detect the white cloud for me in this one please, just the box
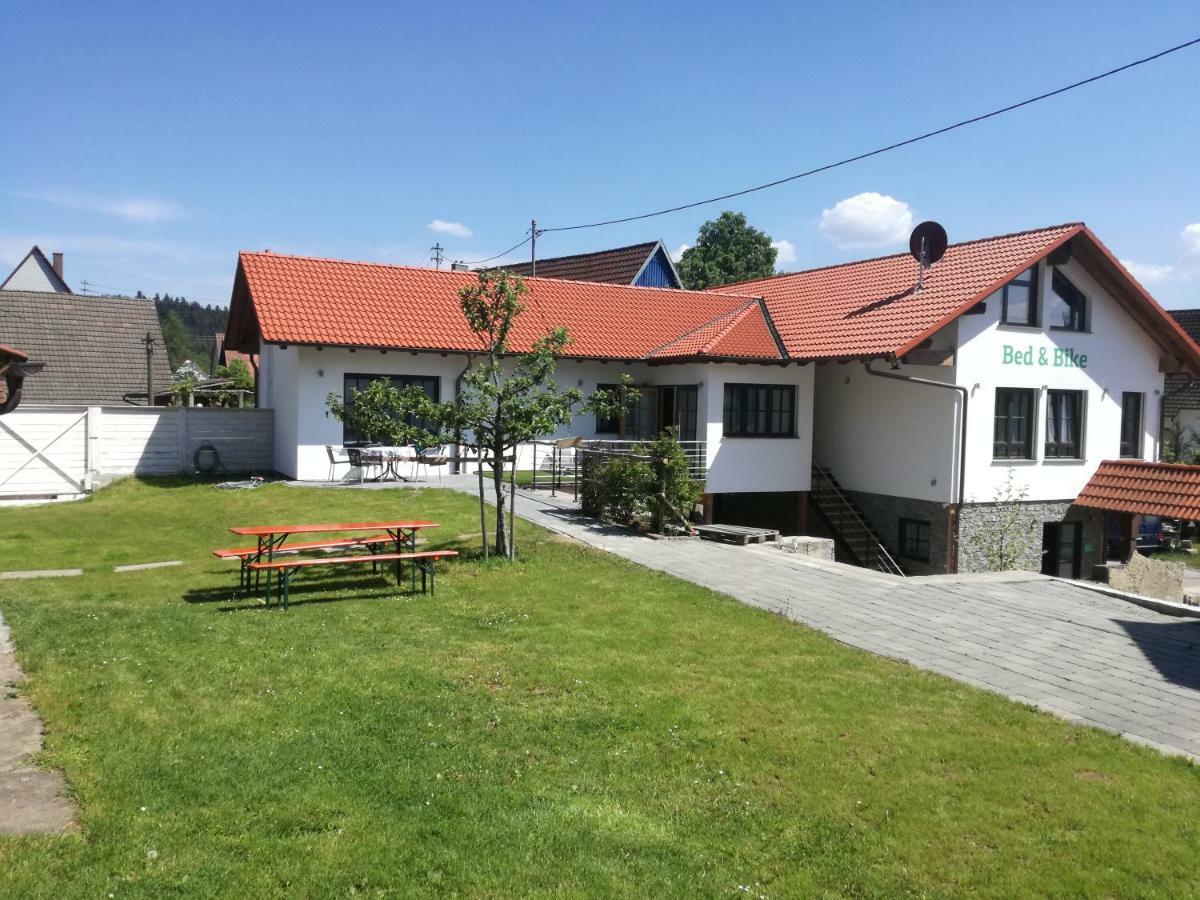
[1120,259,1177,284]
[818,192,914,248]
[427,219,472,238]
[672,243,689,263]
[771,239,797,269]
[9,190,181,223]
[1183,223,1200,257]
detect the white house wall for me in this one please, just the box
[813,348,960,504]
[956,257,1164,503]
[259,346,813,492]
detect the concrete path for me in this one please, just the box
[0,612,74,834]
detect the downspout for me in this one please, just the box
[864,358,968,574]
[1158,373,1196,461]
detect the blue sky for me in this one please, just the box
[2,1,1198,307]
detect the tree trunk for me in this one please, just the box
[492,442,508,558]
[476,440,488,561]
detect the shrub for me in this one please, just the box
[581,429,701,533]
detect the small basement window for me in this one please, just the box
[898,518,931,562]
[1000,266,1038,326]
[1048,270,1087,331]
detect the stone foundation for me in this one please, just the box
[842,491,951,575]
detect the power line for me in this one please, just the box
[452,233,533,267]
[538,35,1200,234]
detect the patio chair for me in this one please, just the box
[325,445,352,482]
[417,445,450,482]
[346,447,383,483]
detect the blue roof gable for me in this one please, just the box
[633,246,681,289]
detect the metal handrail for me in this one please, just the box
[811,462,905,576]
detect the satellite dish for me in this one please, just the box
[909,221,949,266]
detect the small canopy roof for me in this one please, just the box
[1075,460,1200,521]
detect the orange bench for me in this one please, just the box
[248,550,459,609]
[213,534,394,589]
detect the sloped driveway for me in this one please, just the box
[495,483,1200,761]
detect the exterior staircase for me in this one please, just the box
[810,463,905,576]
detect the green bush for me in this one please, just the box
[581,429,701,532]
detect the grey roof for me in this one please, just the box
[0,290,172,405]
[1170,308,1200,343]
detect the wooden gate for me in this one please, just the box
[0,407,90,497]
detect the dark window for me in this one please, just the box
[1120,392,1143,458]
[1000,266,1039,326]
[342,373,440,444]
[595,382,633,435]
[1045,390,1084,458]
[674,386,699,442]
[1048,270,1087,331]
[993,388,1035,459]
[898,518,931,563]
[723,384,796,437]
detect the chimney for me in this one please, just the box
[51,252,63,279]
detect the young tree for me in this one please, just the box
[965,469,1042,572]
[677,211,778,289]
[325,380,445,448]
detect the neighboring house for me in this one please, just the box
[496,240,682,288]
[223,251,810,521]
[0,344,34,414]
[728,223,1200,576]
[211,331,256,373]
[0,290,172,405]
[223,222,1200,577]
[1164,308,1200,454]
[1,246,71,294]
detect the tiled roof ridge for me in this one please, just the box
[1093,459,1200,472]
[644,300,760,358]
[503,240,658,266]
[239,249,758,300]
[715,222,1086,289]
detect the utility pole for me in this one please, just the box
[430,243,445,269]
[142,331,156,406]
[80,279,92,294]
[530,219,537,276]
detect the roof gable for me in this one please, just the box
[499,241,680,287]
[723,223,1200,371]
[226,251,781,363]
[1,246,71,294]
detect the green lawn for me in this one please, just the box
[2,479,1199,897]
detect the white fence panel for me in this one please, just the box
[0,405,274,497]
[0,407,89,495]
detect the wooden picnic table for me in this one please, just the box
[228,521,439,591]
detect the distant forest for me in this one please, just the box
[137,292,229,372]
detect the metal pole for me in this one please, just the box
[530,219,537,277]
[143,332,155,406]
[508,447,517,560]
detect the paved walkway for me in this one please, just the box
[0,612,74,834]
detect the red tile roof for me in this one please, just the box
[723,224,1082,360]
[720,223,1200,370]
[227,252,782,362]
[1075,460,1200,520]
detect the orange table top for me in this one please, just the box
[230,521,438,537]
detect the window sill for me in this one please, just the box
[721,435,799,440]
[997,322,1041,331]
[991,458,1037,465]
[1042,457,1085,464]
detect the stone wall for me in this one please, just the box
[842,490,951,575]
[957,500,1104,575]
[1095,552,1185,603]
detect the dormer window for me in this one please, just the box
[1048,270,1087,331]
[1000,266,1038,326]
